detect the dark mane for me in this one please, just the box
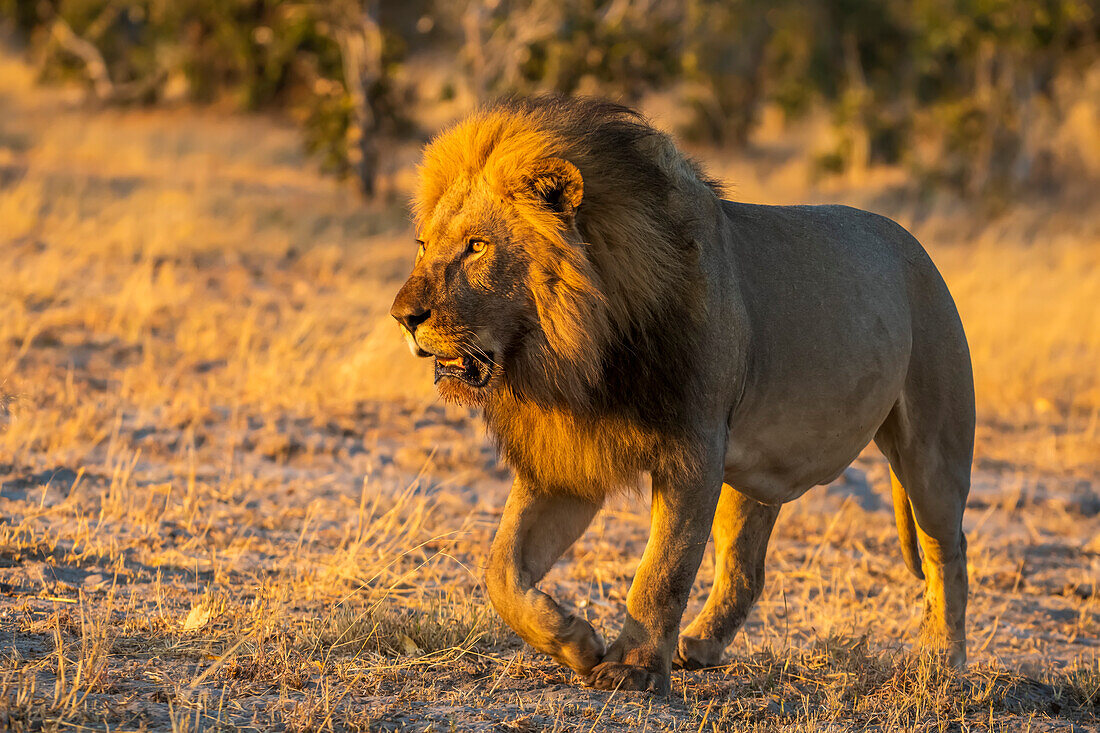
[415,95,723,496]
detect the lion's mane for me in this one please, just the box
[413,97,724,497]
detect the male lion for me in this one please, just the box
[391,97,973,694]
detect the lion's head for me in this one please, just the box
[391,97,719,409]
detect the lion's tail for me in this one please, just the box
[890,468,925,580]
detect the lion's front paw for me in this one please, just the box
[674,634,725,670]
[584,662,670,695]
[549,614,605,675]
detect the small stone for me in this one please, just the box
[83,573,106,588]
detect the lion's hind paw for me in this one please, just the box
[673,634,726,670]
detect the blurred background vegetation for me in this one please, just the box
[2,0,1097,199]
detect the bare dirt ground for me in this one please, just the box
[1,48,1098,731]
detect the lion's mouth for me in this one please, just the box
[433,352,495,388]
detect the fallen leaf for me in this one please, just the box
[400,634,421,656]
[182,602,213,632]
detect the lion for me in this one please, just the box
[390,97,974,695]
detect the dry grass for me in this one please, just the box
[1,46,1098,731]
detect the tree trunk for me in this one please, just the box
[339,1,383,197]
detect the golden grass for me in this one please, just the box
[947,238,1100,419]
[0,47,1098,731]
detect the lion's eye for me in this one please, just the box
[467,238,488,257]
[415,239,425,259]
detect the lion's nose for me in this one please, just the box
[391,303,431,333]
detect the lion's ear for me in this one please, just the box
[527,158,583,217]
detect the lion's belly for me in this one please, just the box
[720,332,909,504]
[722,416,887,504]
[719,328,909,504]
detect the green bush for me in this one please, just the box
[3,0,410,190]
[4,0,1097,196]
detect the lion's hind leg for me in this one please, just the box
[869,231,974,668]
[674,484,780,670]
[485,478,605,676]
[888,462,969,667]
[875,395,972,668]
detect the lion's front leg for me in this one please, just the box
[486,476,604,676]
[586,462,723,695]
[675,486,780,669]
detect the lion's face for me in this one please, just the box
[395,117,610,407]
[391,184,543,405]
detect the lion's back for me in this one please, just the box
[720,201,920,340]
